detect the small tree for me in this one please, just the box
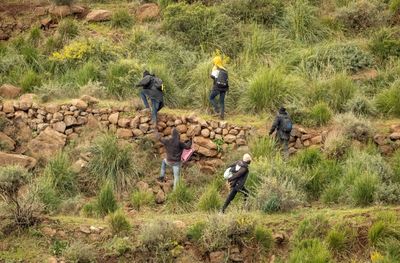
[0,166,40,228]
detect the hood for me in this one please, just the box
[279,106,286,114]
[212,55,226,70]
[237,160,249,168]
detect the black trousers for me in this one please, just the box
[222,186,249,212]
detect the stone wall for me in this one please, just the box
[0,95,251,168]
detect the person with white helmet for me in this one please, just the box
[221,153,252,213]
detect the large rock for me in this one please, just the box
[108,112,119,124]
[2,101,14,113]
[80,95,99,105]
[187,124,201,137]
[390,132,400,140]
[86,10,112,22]
[64,116,77,127]
[0,152,37,169]
[223,134,236,144]
[116,128,133,139]
[193,144,218,157]
[155,190,165,204]
[49,5,72,17]
[45,104,60,114]
[193,137,216,150]
[71,99,88,111]
[136,3,160,22]
[27,128,66,161]
[53,121,66,133]
[210,251,225,263]
[0,84,21,99]
[19,94,35,111]
[0,132,16,151]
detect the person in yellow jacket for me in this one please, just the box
[209,55,229,120]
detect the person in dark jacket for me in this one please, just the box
[221,153,252,213]
[209,56,229,120]
[136,70,164,124]
[158,128,192,190]
[269,107,292,158]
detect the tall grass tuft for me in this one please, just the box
[351,172,378,206]
[44,152,77,197]
[288,239,332,263]
[249,136,277,159]
[375,80,400,117]
[130,190,154,211]
[87,133,139,192]
[167,181,194,213]
[97,183,118,217]
[308,102,332,126]
[111,10,134,29]
[58,19,79,41]
[197,185,222,212]
[108,209,131,235]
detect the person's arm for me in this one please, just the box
[228,167,247,182]
[269,116,280,135]
[136,76,151,87]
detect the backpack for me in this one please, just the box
[223,164,240,180]
[281,115,293,133]
[151,76,164,92]
[216,69,229,90]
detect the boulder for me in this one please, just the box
[136,181,150,192]
[64,115,77,127]
[52,112,63,122]
[87,115,100,129]
[176,124,187,134]
[155,190,165,204]
[136,3,160,22]
[187,124,201,137]
[45,104,60,114]
[0,84,21,99]
[19,93,35,110]
[71,99,88,110]
[71,4,87,15]
[108,112,119,124]
[193,137,216,150]
[0,152,37,169]
[130,116,140,129]
[139,123,149,133]
[163,126,172,136]
[116,128,133,139]
[2,101,14,113]
[374,134,387,146]
[53,121,66,133]
[0,132,16,151]
[80,95,99,105]
[201,128,210,138]
[210,251,225,263]
[223,134,236,144]
[390,132,400,140]
[133,129,144,137]
[49,5,72,17]
[118,118,130,128]
[140,116,150,124]
[193,144,217,157]
[27,128,66,161]
[229,129,239,135]
[86,10,112,22]
[311,135,322,145]
[390,124,400,133]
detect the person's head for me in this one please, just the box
[243,153,252,164]
[143,70,150,77]
[279,106,286,114]
[212,55,224,69]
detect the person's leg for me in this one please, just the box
[219,91,226,119]
[209,89,220,114]
[172,162,181,190]
[159,159,167,181]
[283,138,289,160]
[150,99,159,124]
[221,188,238,213]
[140,90,150,109]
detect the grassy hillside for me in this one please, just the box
[2,0,400,262]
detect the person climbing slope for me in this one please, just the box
[158,128,192,190]
[269,106,292,159]
[221,153,252,213]
[136,70,164,124]
[209,55,229,120]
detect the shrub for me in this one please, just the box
[167,181,194,213]
[162,3,240,54]
[111,10,134,29]
[368,220,400,247]
[96,183,118,217]
[37,178,62,213]
[292,148,322,169]
[197,185,222,212]
[130,190,153,211]
[334,113,375,142]
[108,209,131,235]
[376,183,400,204]
[370,27,400,61]
[187,221,206,241]
[243,68,298,113]
[351,172,378,206]
[63,241,95,263]
[249,136,277,159]
[220,0,284,26]
[28,27,41,46]
[200,215,230,252]
[391,150,400,183]
[390,0,400,13]
[346,95,377,116]
[308,102,332,126]
[283,0,328,43]
[335,0,387,33]
[375,81,400,117]
[20,70,42,93]
[322,183,344,204]
[51,0,74,5]
[254,225,274,253]
[105,237,132,256]
[58,19,79,40]
[294,214,330,241]
[51,239,68,256]
[288,239,332,263]
[105,59,141,99]
[326,228,351,255]
[81,202,97,217]
[88,133,139,192]
[44,152,77,197]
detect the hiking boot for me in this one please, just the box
[157,177,166,183]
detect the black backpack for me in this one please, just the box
[151,76,164,92]
[216,69,229,91]
[281,115,293,133]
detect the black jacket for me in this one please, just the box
[137,75,164,103]
[269,110,291,140]
[227,161,249,191]
[161,138,192,163]
[211,68,229,92]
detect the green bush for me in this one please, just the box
[370,27,400,61]
[44,152,77,197]
[308,102,332,126]
[108,209,131,235]
[292,148,323,169]
[111,10,134,29]
[243,68,298,113]
[163,3,240,54]
[391,150,400,183]
[375,81,400,117]
[20,70,42,93]
[376,183,400,204]
[325,229,347,254]
[105,237,132,256]
[294,214,330,241]
[96,183,118,217]
[288,239,332,263]
[254,225,274,253]
[390,0,400,13]
[37,178,62,213]
[58,19,79,40]
[345,95,377,116]
[197,185,222,212]
[28,27,41,46]
[105,59,141,99]
[351,172,378,206]
[334,113,375,142]
[283,0,328,43]
[51,239,68,256]
[81,202,97,218]
[187,221,206,241]
[200,215,230,252]
[368,220,400,247]
[88,133,139,192]
[63,241,95,263]
[130,190,153,211]
[322,183,344,204]
[220,0,284,26]
[249,136,277,159]
[167,181,194,213]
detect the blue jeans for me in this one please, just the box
[209,89,226,116]
[140,91,159,123]
[160,159,181,190]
